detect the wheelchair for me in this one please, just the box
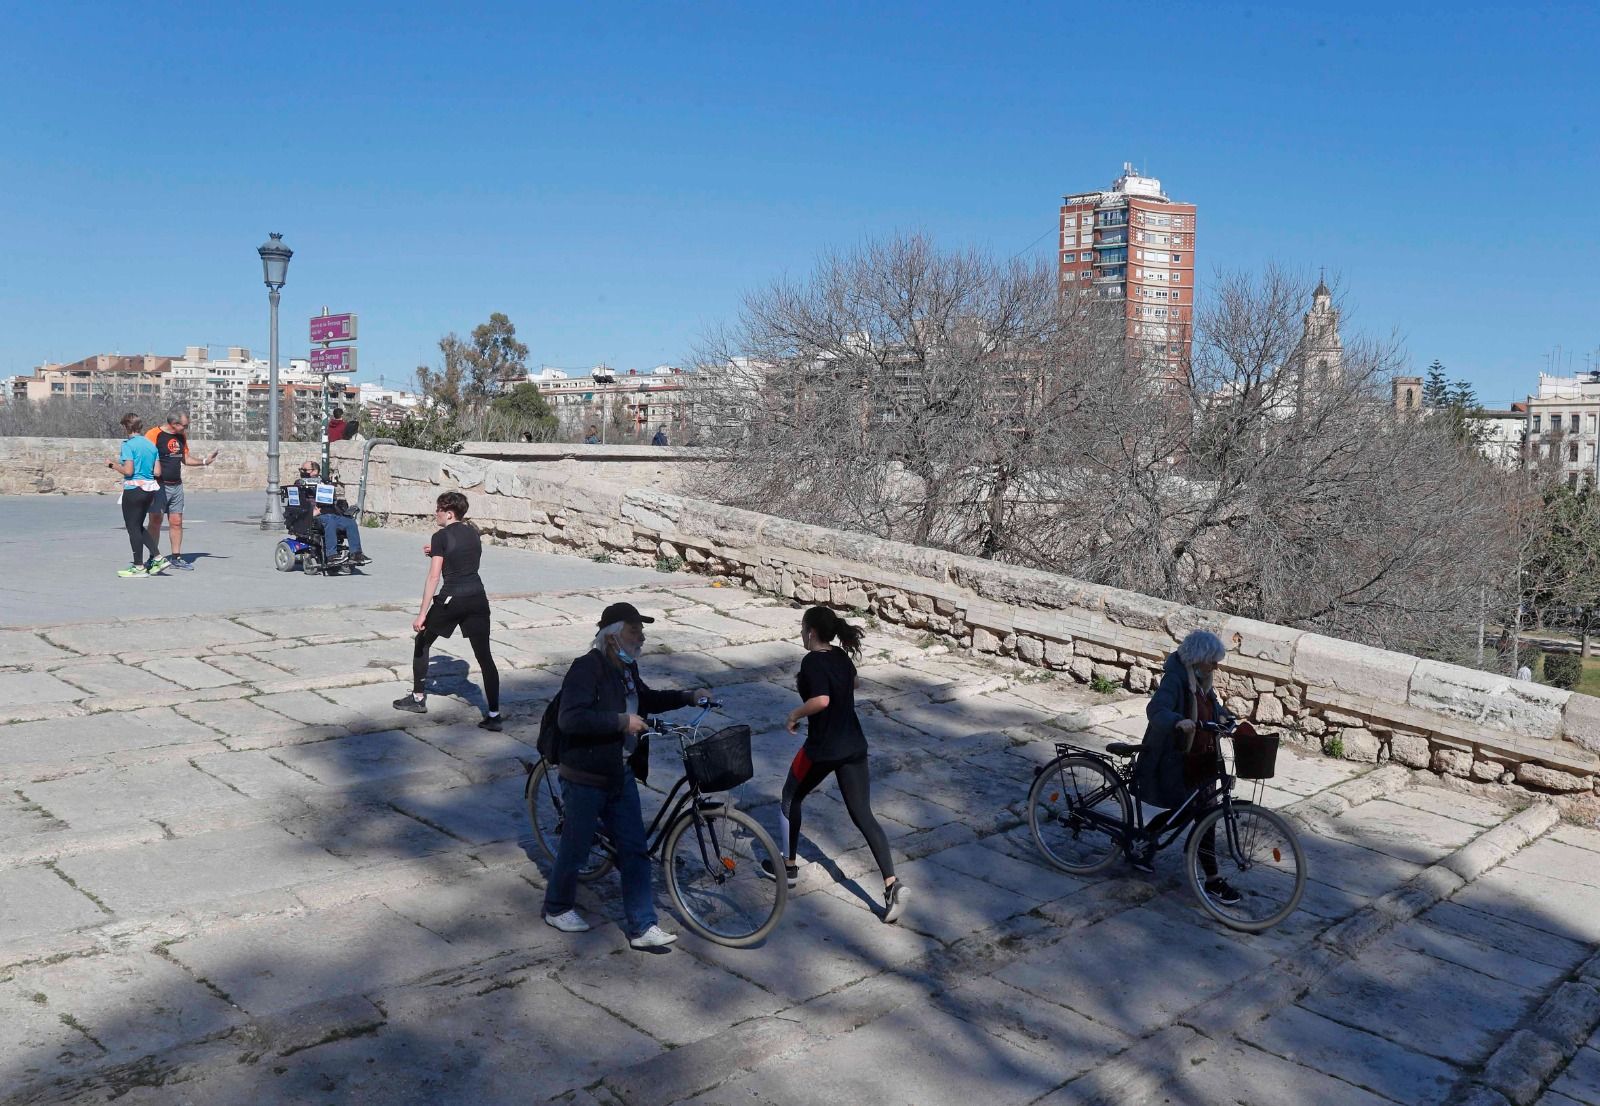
[274,480,364,576]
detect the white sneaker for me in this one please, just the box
[543,910,590,933]
[629,924,678,950]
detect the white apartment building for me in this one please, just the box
[1526,373,1600,488]
[527,364,696,436]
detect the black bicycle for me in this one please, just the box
[1026,720,1306,932]
[523,703,787,947]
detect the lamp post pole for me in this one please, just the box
[257,233,293,529]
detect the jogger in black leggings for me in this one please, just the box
[393,491,503,730]
[121,488,162,564]
[772,606,906,923]
[108,413,167,577]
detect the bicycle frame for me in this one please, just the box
[1044,737,1248,860]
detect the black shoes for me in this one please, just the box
[392,695,426,714]
[478,715,503,732]
[883,880,908,924]
[350,552,372,565]
[1126,846,1156,874]
[1204,878,1242,906]
[760,858,798,887]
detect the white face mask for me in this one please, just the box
[616,646,635,664]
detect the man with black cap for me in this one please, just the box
[541,601,712,949]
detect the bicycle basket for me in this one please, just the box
[683,725,753,792]
[1231,731,1280,780]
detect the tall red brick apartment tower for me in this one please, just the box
[1059,163,1197,380]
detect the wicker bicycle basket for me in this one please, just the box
[1231,731,1280,780]
[683,725,754,792]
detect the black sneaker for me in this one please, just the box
[351,553,372,565]
[883,880,908,924]
[478,714,503,732]
[392,695,427,714]
[760,858,798,887]
[1204,878,1242,906]
[1126,847,1156,875]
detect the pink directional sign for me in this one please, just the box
[310,346,357,373]
[310,313,358,343]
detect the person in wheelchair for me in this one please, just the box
[292,461,369,566]
[1131,629,1249,904]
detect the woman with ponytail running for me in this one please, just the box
[770,606,906,923]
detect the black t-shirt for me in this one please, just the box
[152,430,187,485]
[797,648,867,761]
[430,522,485,597]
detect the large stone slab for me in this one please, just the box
[21,760,251,832]
[0,865,108,942]
[54,825,351,915]
[556,944,782,1047]
[378,868,559,962]
[1252,1002,1461,1105]
[994,906,1277,1036]
[1390,912,1574,990]
[679,888,938,1005]
[1156,1035,1397,1106]
[277,801,461,867]
[1411,659,1568,739]
[140,655,243,689]
[1303,942,1540,1065]
[1549,1045,1600,1106]
[0,710,217,770]
[387,781,531,847]
[0,671,85,706]
[268,730,470,789]
[50,661,184,698]
[1323,798,1487,865]
[1294,633,1415,706]
[0,629,75,667]
[43,617,269,657]
[166,898,466,1015]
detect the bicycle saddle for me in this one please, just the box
[1105,742,1142,758]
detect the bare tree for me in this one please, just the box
[693,235,1519,658]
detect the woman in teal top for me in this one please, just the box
[109,413,166,576]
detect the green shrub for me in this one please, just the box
[655,555,685,574]
[1325,735,1345,759]
[1089,675,1117,695]
[1544,653,1583,690]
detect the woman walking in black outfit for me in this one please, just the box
[772,606,906,923]
[393,491,502,731]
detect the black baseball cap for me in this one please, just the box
[597,601,654,627]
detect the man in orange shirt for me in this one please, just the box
[145,410,218,570]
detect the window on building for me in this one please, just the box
[1080,252,1092,261]
[1172,254,1182,263]
[1533,415,1542,432]
[1571,473,1582,489]
[1571,442,1580,462]
[1572,414,1582,432]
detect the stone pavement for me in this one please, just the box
[1,577,1599,1105]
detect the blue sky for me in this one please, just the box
[1,1,1595,406]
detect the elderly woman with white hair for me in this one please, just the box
[1131,629,1246,905]
[541,601,712,950]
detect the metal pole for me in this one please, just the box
[262,287,284,528]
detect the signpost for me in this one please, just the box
[310,310,358,476]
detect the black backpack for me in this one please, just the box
[537,693,563,764]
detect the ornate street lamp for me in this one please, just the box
[257,233,292,528]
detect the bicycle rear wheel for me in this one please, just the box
[524,759,613,882]
[663,804,786,947]
[1184,803,1305,932]
[1027,755,1132,875]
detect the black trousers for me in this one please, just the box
[121,489,161,563]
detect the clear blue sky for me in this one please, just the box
[2,1,1595,406]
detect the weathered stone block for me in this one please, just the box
[972,628,1000,654]
[1390,733,1431,768]
[1043,639,1073,667]
[1255,696,1285,725]
[1561,692,1600,755]
[1075,641,1119,663]
[1410,660,1567,740]
[1301,714,1327,737]
[1126,666,1152,693]
[1516,762,1593,793]
[1016,637,1044,665]
[1433,748,1474,777]
[1091,662,1123,685]
[1338,727,1380,762]
[1293,634,1415,705]
[1068,657,1094,682]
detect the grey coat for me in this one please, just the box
[1133,652,1231,808]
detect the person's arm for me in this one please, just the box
[180,441,219,467]
[412,555,444,632]
[785,695,829,734]
[636,669,709,714]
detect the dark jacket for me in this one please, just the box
[556,649,692,787]
[1133,652,1232,809]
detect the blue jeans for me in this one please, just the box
[318,513,361,555]
[542,774,657,938]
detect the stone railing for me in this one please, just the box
[356,444,1600,802]
[0,437,708,497]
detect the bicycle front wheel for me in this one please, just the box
[1027,755,1132,875]
[524,759,613,882]
[663,804,786,947]
[1184,803,1305,932]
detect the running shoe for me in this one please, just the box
[760,858,799,887]
[1204,878,1242,906]
[392,695,427,714]
[883,880,909,924]
[169,557,194,571]
[629,925,679,950]
[147,556,170,573]
[543,910,591,933]
[117,563,147,577]
[478,714,503,732]
[351,553,372,565]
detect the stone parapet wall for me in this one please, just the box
[358,444,1600,803]
[0,437,706,497]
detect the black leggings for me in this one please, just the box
[121,489,161,563]
[412,629,500,713]
[779,749,895,881]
